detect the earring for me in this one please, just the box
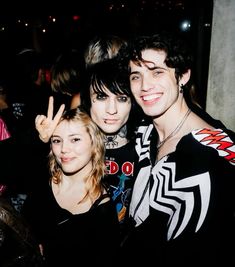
[179,84,184,93]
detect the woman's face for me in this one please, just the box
[51,120,93,176]
[90,87,131,134]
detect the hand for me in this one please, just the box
[35,96,65,143]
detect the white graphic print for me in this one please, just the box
[129,124,153,226]
[129,165,151,226]
[136,125,154,161]
[150,159,211,240]
[192,128,235,165]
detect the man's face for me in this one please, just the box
[90,87,131,134]
[129,49,179,118]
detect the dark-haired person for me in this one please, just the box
[118,32,235,265]
[35,35,145,244]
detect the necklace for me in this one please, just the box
[157,108,191,150]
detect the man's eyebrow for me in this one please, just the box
[130,71,140,75]
[130,66,167,75]
[91,91,106,95]
[149,65,167,70]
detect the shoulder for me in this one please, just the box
[91,192,111,209]
[190,104,226,128]
[191,128,235,166]
[91,194,119,225]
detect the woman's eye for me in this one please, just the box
[71,137,80,143]
[51,138,61,144]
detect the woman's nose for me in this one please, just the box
[61,141,71,153]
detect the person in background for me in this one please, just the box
[69,34,127,109]
[118,31,235,265]
[0,49,52,201]
[50,49,85,110]
[48,34,127,111]
[0,192,44,267]
[0,79,17,140]
[84,34,126,67]
[0,85,44,266]
[0,98,11,208]
[8,49,51,140]
[22,107,120,266]
[0,117,10,141]
[0,75,43,210]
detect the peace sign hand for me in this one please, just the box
[35,96,65,143]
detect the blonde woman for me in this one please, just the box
[22,107,119,266]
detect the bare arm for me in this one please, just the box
[35,96,65,143]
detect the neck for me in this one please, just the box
[156,107,191,150]
[104,125,128,149]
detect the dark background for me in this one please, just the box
[0,0,213,108]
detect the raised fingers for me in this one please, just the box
[47,96,54,119]
[53,104,65,125]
